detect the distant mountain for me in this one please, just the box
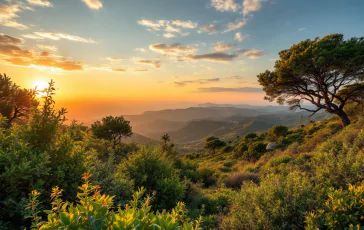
[121,104,329,148]
[125,107,265,125]
[123,133,157,145]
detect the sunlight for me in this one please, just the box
[32,80,49,96]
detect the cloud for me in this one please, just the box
[163,33,176,38]
[171,20,198,29]
[0,3,29,30]
[298,28,306,31]
[211,0,240,12]
[112,68,126,72]
[82,0,103,10]
[26,0,53,7]
[136,59,160,68]
[134,68,149,72]
[22,34,44,40]
[242,48,265,59]
[199,24,219,35]
[149,43,196,55]
[0,33,23,44]
[185,52,238,62]
[227,75,244,80]
[213,42,234,51]
[235,32,245,42]
[198,87,263,92]
[0,32,83,71]
[224,18,248,32]
[36,44,57,52]
[107,57,123,61]
[138,19,197,37]
[24,32,97,43]
[243,0,262,15]
[174,78,220,87]
[135,48,146,52]
[138,20,166,31]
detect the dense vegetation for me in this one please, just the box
[0,34,363,229]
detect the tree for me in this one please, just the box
[91,116,133,149]
[269,125,289,140]
[161,133,171,145]
[0,74,38,126]
[204,136,226,154]
[257,34,364,127]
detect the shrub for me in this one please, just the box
[268,155,293,167]
[24,175,201,229]
[118,147,186,210]
[224,172,260,189]
[305,181,364,229]
[221,172,323,230]
[312,136,364,188]
[242,142,266,161]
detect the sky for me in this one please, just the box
[0,0,364,121]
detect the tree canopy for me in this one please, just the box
[91,116,133,149]
[257,34,364,127]
[204,136,226,154]
[0,74,38,126]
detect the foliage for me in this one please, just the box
[118,147,186,210]
[221,172,323,230]
[203,136,226,154]
[305,181,364,229]
[91,116,133,149]
[268,125,289,141]
[25,174,201,230]
[0,73,38,126]
[258,34,364,127]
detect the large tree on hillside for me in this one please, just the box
[257,34,364,127]
[91,116,133,149]
[0,74,38,126]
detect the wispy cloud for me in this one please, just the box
[0,3,29,30]
[150,43,196,55]
[171,20,198,29]
[199,24,219,35]
[213,42,234,51]
[241,48,265,59]
[26,0,53,7]
[82,0,103,10]
[211,0,240,12]
[0,32,83,71]
[112,68,126,72]
[36,44,57,52]
[107,57,123,61]
[185,52,238,62]
[224,18,248,32]
[23,32,97,43]
[0,33,23,44]
[138,19,197,38]
[174,78,220,87]
[298,28,306,31]
[243,0,263,15]
[198,87,263,92]
[136,59,161,68]
[235,32,245,42]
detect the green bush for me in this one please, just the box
[305,181,364,229]
[222,172,323,230]
[268,155,293,167]
[118,147,186,210]
[24,175,201,230]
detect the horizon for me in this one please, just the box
[1,0,363,121]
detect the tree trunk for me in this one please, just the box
[335,110,351,127]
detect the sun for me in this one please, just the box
[32,80,49,96]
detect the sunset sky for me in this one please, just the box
[1,0,363,120]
